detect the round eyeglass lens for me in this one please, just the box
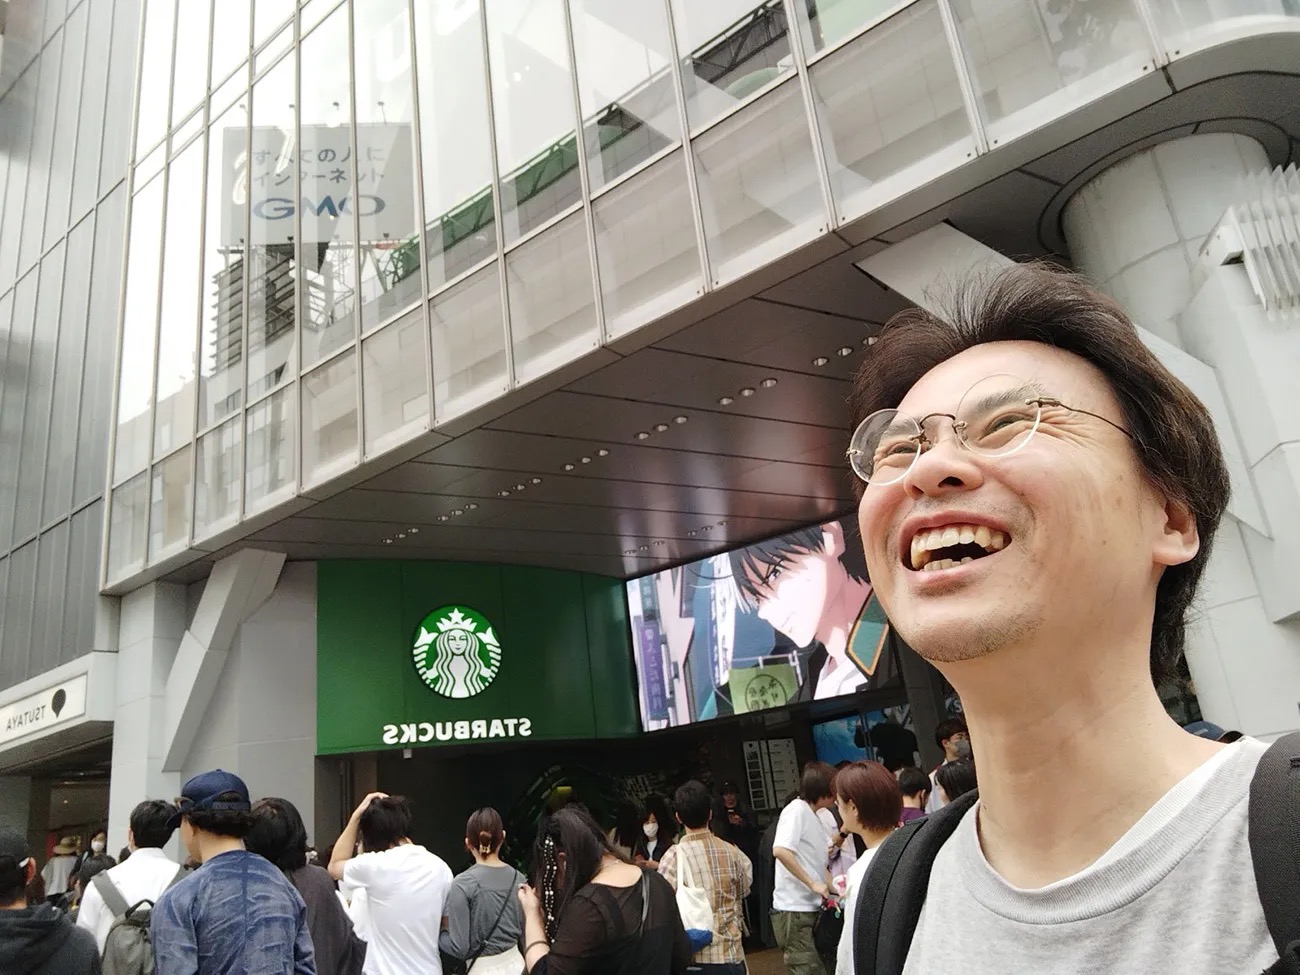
[848,409,922,484]
[954,375,1045,457]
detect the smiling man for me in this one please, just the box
[845,264,1290,973]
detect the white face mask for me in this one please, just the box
[642,822,659,840]
[90,841,105,853]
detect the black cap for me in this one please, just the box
[166,769,252,830]
[720,780,740,795]
[0,828,32,870]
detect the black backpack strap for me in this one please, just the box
[854,791,979,975]
[1249,732,1300,974]
[92,873,130,919]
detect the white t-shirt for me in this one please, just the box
[343,843,454,975]
[902,739,1277,974]
[817,807,857,881]
[76,847,183,951]
[41,854,77,895]
[772,799,833,912]
[835,846,879,975]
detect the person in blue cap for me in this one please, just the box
[151,769,316,975]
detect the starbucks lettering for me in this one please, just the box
[316,561,639,754]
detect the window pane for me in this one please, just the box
[505,211,597,385]
[486,0,582,243]
[302,352,359,486]
[154,139,204,459]
[75,185,126,507]
[594,151,700,339]
[108,472,149,581]
[172,0,213,127]
[33,523,71,674]
[254,0,294,49]
[431,263,507,423]
[211,0,251,87]
[413,0,497,290]
[20,36,63,273]
[299,9,359,367]
[363,308,428,456]
[569,0,679,192]
[195,416,241,537]
[44,2,88,249]
[64,501,102,657]
[201,99,252,430]
[44,216,95,524]
[101,0,143,193]
[952,0,1152,142]
[692,77,824,285]
[1,543,36,686]
[245,385,296,511]
[136,0,177,157]
[0,68,38,289]
[669,0,795,130]
[1152,0,1300,50]
[115,176,165,480]
[247,54,298,398]
[71,0,114,220]
[795,0,912,54]
[14,243,66,543]
[149,445,192,559]
[811,1,976,223]
[0,281,23,551]
[355,0,422,333]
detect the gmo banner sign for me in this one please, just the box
[221,123,416,248]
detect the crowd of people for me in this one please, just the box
[0,747,973,975]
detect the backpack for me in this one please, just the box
[853,732,1300,975]
[94,866,188,975]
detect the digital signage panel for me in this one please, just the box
[627,516,901,731]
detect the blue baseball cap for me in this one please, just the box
[1184,720,1226,740]
[166,769,252,830]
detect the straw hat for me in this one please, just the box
[51,836,78,855]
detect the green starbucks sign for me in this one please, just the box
[412,605,502,699]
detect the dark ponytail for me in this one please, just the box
[465,807,505,857]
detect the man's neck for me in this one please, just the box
[948,637,1222,888]
[0,899,26,911]
[902,796,923,810]
[816,576,871,662]
[685,825,711,837]
[197,834,246,863]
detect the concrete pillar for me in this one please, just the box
[1063,133,1300,740]
[1062,133,1269,346]
[0,776,32,832]
[896,644,949,770]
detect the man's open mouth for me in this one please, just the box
[908,524,1010,572]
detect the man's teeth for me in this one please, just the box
[910,524,1009,570]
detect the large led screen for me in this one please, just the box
[627,516,900,731]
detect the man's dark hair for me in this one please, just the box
[359,796,413,852]
[130,799,178,849]
[935,758,978,803]
[730,524,868,610]
[75,854,116,893]
[674,781,713,830]
[934,717,968,749]
[187,792,255,839]
[247,797,310,873]
[849,263,1230,681]
[800,761,836,804]
[897,766,931,799]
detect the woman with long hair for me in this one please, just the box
[518,806,690,974]
[631,794,674,871]
[440,808,525,974]
[833,761,903,975]
[246,797,366,975]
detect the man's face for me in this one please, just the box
[180,819,200,863]
[722,791,738,810]
[941,731,969,760]
[746,543,840,649]
[857,341,1191,667]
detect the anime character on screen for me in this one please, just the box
[729,519,895,700]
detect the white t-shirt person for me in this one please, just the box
[76,846,182,952]
[343,843,453,975]
[772,799,833,912]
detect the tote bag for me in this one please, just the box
[676,846,715,952]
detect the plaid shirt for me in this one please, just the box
[659,830,753,964]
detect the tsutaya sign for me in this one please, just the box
[221,123,416,248]
[0,674,88,747]
[316,562,640,755]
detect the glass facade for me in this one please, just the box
[0,0,1297,672]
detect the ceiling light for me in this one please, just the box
[635,431,650,440]
[563,462,575,471]
[639,545,648,552]
[530,477,542,484]
[397,532,406,539]
[466,503,478,510]
[687,530,696,536]
[499,490,511,497]
[438,514,450,521]
[701,525,712,532]
[718,396,733,406]
[514,483,526,491]
[868,336,878,346]
[580,456,592,464]
[409,527,420,534]
[654,423,669,433]
[673,415,687,424]
[451,509,463,516]
[597,448,609,457]
[384,538,394,543]
[837,346,854,357]
[739,387,755,397]
[625,549,636,555]
[812,356,829,367]
[717,520,727,526]
[760,378,777,388]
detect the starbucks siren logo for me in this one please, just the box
[412,605,502,699]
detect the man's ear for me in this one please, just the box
[822,520,846,559]
[24,860,35,884]
[1152,495,1199,569]
[675,812,684,828]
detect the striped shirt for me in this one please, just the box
[659,830,753,965]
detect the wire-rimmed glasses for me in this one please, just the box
[847,375,1132,485]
